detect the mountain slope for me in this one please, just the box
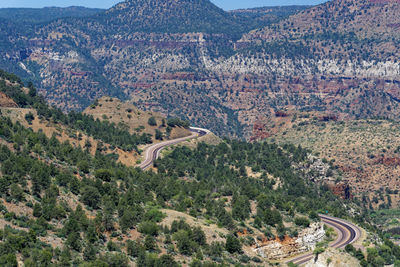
[241,0,400,60]
[0,70,366,266]
[97,0,244,35]
[245,0,400,41]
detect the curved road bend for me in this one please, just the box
[139,127,210,170]
[287,214,362,266]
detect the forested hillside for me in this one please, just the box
[0,119,334,266]
[0,70,361,265]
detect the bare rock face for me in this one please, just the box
[305,248,361,267]
[255,222,325,260]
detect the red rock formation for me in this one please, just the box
[128,83,155,89]
[256,234,294,247]
[162,72,196,81]
[326,181,353,200]
[237,228,248,237]
[375,156,400,167]
[275,111,289,117]
[70,71,88,76]
[319,114,338,122]
[387,23,400,29]
[250,121,270,142]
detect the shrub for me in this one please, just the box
[25,112,35,125]
[144,209,165,223]
[173,230,194,255]
[138,221,159,236]
[94,169,113,182]
[80,186,101,209]
[155,129,163,140]
[167,118,190,128]
[148,117,157,126]
[226,234,242,254]
[295,217,310,227]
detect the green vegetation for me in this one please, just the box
[155,129,163,140]
[294,217,310,228]
[167,117,190,128]
[225,235,242,254]
[231,5,310,32]
[148,116,157,126]
[368,208,400,242]
[0,110,293,265]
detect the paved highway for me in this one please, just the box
[287,214,362,266]
[139,127,210,170]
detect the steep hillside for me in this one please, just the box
[0,71,376,266]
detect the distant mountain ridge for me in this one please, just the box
[31,0,307,38]
[0,6,104,25]
[97,0,243,35]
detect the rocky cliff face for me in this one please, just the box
[255,222,325,260]
[206,56,400,78]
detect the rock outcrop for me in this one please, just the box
[255,222,325,260]
[250,121,270,142]
[326,181,353,200]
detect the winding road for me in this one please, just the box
[138,127,363,266]
[139,126,210,170]
[287,214,362,266]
